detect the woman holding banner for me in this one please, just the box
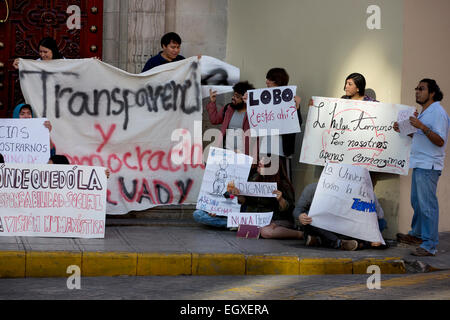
[341,73,378,102]
[13,37,64,69]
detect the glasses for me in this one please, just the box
[415,86,427,92]
[233,93,243,99]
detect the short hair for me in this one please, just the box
[161,32,182,47]
[49,155,70,165]
[345,73,366,96]
[233,81,255,96]
[420,78,444,102]
[38,37,63,59]
[266,68,289,86]
[0,153,4,163]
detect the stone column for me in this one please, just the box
[127,0,166,73]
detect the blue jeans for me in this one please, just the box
[378,218,387,233]
[193,210,227,228]
[409,168,441,254]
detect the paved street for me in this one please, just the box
[1,270,449,300]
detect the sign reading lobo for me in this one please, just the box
[0,119,50,164]
[308,163,384,244]
[247,86,300,136]
[0,163,107,238]
[19,57,204,215]
[300,97,414,175]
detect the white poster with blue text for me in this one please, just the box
[308,163,385,244]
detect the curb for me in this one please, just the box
[0,251,407,278]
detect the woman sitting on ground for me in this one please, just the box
[193,157,304,240]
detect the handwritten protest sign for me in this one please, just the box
[236,181,277,198]
[0,119,50,164]
[247,86,300,137]
[308,163,385,244]
[397,109,418,136]
[0,163,107,238]
[227,212,273,228]
[300,97,415,175]
[19,57,206,215]
[196,147,253,216]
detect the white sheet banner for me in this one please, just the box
[247,86,300,137]
[227,212,273,228]
[199,56,240,99]
[300,97,415,175]
[0,118,50,164]
[196,147,253,216]
[308,163,385,244]
[19,57,204,215]
[0,163,107,238]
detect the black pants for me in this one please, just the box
[303,225,375,249]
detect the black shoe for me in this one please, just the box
[397,233,423,245]
[411,247,435,257]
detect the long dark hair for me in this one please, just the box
[344,73,366,96]
[38,37,63,59]
[420,78,444,102]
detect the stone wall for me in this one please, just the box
[103,0,229,73]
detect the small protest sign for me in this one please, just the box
[0,118,50,164]
[227,212,273,228]
[196,147,253,216]
[247,86,300,137]
[236,181,277,198]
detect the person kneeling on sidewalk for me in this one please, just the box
[293,183,388,251]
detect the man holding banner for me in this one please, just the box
[395,79,450,257]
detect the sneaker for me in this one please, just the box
[397,233,423,245]
[340,240,358,251]
[411,247,435,257]
[305,235,321,247]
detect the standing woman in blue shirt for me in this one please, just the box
[395,79,450,256]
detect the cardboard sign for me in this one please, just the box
[300,96,415,175]
[0,118,50,164]
[196,147,253,216]
[308,163,385,244]
[0,163,107,238]
[236,181,277,198]
[247,86,301,137]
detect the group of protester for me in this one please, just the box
[6,32,450,256]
